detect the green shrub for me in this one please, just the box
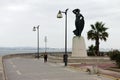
[87,51,95,56]
[116,54,120,68]
[87,45,96,56]
[109,50,119,60]
[108,50,120,68]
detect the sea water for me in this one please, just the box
[0,47,67,56]
[0,49,36,56]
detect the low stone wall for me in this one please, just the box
[48,56,63,63]
[2,52,70,59]
[48,55,115,64]
[0,56,5,80]
[69,57,114,64]
[2,52,114,64]
[2,53,35,59]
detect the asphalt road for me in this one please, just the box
[3,57,112,80]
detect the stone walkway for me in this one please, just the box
[3,58,113,80]
[1,56,120,80]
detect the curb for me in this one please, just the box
[100,74,116,80]
[68,66,87,72]
[68,66,120,80]
[100,74,120,80]
[2,57,6,80]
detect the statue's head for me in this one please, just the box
[73,9,80,14]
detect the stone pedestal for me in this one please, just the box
[72,36,87,57]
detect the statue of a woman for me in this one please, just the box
[73,9,85,36]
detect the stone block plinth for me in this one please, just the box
[72,36,87,57]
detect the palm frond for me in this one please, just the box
[91,25,95,30]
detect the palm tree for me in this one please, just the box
[87,22,108,56]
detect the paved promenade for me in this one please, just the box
[3,57,113,80]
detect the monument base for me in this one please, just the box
[72,36,87,57]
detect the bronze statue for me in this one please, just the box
[73,9,85,36]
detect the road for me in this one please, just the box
[3,57,112,80]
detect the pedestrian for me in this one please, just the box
[44,53,48,63]
[63,54,68,66]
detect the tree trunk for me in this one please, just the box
[95,36,99,56]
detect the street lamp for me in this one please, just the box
[57,9,69,66]
[44,36,47,53]
[33,25,40,59]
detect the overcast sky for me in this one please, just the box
[0,0,120,49]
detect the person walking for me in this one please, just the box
[63,54,68,66]
[44,53,48,63]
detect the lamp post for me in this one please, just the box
[44,36,47,53]
[57,9,69,66]
[33,25,40,59]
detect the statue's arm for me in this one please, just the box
[80,14,84,19]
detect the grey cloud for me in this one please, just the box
[0,0,120,49]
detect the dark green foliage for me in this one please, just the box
[116,54,120,68]
[87,45,96,56]
[109,50,119,60]
[87,51,95,56]
[109,50,120,68]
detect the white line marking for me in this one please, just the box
[64,68,76,73]
[10,61,13,65]
[12,65,16,68]
[48,63,57,67]
[16,70,22,75]
[34,59,37,61]
[41,79,49,80]
[93,77,102,80]
[5,76,8,80]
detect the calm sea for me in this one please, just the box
[0,49,37,56]
[0,48,68,56]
